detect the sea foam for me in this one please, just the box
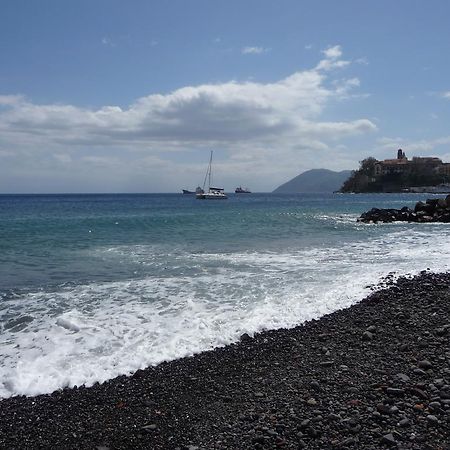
[1,224,450,398]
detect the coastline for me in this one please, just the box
[1,272,449,449]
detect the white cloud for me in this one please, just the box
[443,91,450,99]
[241,46,269,55]
[322,45,342,59]
[316,45,350,71]
[0,45,377,192]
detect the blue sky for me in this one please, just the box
[1,0,450,193]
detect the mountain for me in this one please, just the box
[272,169,352,193]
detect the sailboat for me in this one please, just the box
[196,151,227,200]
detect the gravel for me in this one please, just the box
[1,271,449,449]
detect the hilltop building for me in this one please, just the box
[340,149,450,193]
[374,149,450,178]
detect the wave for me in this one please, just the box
[1,224,450,398]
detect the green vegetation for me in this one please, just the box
[340,158,377,192]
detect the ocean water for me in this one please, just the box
[1,192,450,398]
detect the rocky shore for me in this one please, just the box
[1,272,450,449]
[358,196,450,223]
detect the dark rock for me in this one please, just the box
[377,403,392,415]
[418,360,433,370]
[386,388,405,397]
[426,415,439,426]
[380,433,397,447]
[359,198,450,223]
[428,401,442,413]
[410,387,428,400]
[362,331,374,341]
[398,418,411,427]
[395,373,410,382]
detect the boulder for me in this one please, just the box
[359,197,450,223]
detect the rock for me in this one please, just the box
[240,333,252,342]
[410,387,428,400]
[426,415,439,426]
[300,419,310,428]
[362,331,373,341]
[395,373,410,382]
[428,401,441,412]
[418,360,433,370]
[320,360,334,367]
[380,433,397,447]
[399,418,411,427]
[359,198,450,223]
[386,388,405,397]
[377,403,391,415]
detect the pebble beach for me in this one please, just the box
[1,271,449,449]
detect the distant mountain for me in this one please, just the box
[273,169,352,193]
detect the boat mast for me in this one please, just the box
[208,150,212,189]
[202,150,213,191]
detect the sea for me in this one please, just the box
[1,192,450,399]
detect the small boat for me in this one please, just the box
[235,186,251,194]
[182,189,195,194]
[197,151,227,200]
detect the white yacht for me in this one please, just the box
[197,151,227,200]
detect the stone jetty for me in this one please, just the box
[358,195,450,223]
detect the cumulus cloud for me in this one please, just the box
[0,45,377,192]
[241,46,269,55]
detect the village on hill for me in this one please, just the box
[341,149,450,193]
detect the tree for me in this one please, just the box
[359,157,377,176]
[339,157,377,192]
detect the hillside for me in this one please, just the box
[273,169,352,193]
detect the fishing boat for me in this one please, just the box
[197,151,227,200]
[235,186,251,194]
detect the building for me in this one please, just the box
[374,149,450,178]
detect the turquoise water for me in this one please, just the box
[1,193,449,397]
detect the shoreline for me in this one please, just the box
[1,271,449,449]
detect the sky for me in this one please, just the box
[1,0,450,193]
